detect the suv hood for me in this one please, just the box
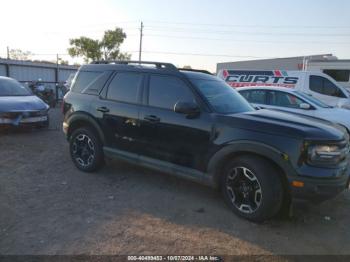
[218,109,346,141]
[0,96,48,112]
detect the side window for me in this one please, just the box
[310,75,323,94]
[107,72,143,104]
[268,91,304,108]
[148,75,195,110]
[247,90,267,104]
[310,75,346,98]
[323,78,345,98]
[239,91,250,100]
[323,70,350,82]
[72,71,109,94]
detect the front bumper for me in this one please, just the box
[0,111,48,126]
[289,172,350,203]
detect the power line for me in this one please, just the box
[145,27,350,37]
[141,51,275,59]
[144,34,350,45]
[0,50,275,59]
[144,20,350,29]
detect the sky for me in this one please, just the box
[0,0,349,71]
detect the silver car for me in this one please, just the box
[238,86,350,132]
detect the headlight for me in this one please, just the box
[308,144,348,166]
[37,109,49,116]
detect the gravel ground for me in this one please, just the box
[0,108,350,256]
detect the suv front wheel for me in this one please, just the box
[221,155,284,222]
[70,127,104,172]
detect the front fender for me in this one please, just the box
[206,140,295,187]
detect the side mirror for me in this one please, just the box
[174,101,200,117]
[299,103,311,110]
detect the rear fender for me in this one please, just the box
[66,112,105,144]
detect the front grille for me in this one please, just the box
[0,112,21,119]
[0,110,47,119]
[28,111,47,117]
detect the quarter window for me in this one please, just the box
[107,72,143,103]
[72,71,110,94]
[148,75,195,110]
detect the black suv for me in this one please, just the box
[63,61,350,222]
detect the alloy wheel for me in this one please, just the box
[72,134,95,167]
[226,166,263,214]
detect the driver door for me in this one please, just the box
[138,74,212,170]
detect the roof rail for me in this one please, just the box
[178,68,213,75]
[90,60,178,70]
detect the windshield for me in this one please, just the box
[0,78,32,96]
[191,78,254,114]
[295,91,331,108]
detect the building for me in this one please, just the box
[0,58,78,98]
[216,54,331,73]
[306,58,350,89]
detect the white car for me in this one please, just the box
[237,86,350,132]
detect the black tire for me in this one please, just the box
[69,127,104,172]
[221,155,284,222]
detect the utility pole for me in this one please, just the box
[56,54,59,68]
[7,46,10,59]
[139,21,144,62]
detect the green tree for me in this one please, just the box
[68,28,131,62]
[9,49,33,60]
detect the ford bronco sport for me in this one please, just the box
[63,61,350,222]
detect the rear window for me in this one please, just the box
[72,71,111,95]
[323,70,350,82]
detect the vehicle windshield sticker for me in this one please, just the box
[221,70,299,88]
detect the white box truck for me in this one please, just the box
[218,69,350,109]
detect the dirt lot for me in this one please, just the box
[0,108,350,256]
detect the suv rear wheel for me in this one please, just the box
[70,127,104,172]
[221,155,284,222]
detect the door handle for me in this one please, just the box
[96,106,110,113]
[144,115,160,123]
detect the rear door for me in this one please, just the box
[138,74,212,171]
[94,71,144,154]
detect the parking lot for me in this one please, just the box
[0,108,350,256]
